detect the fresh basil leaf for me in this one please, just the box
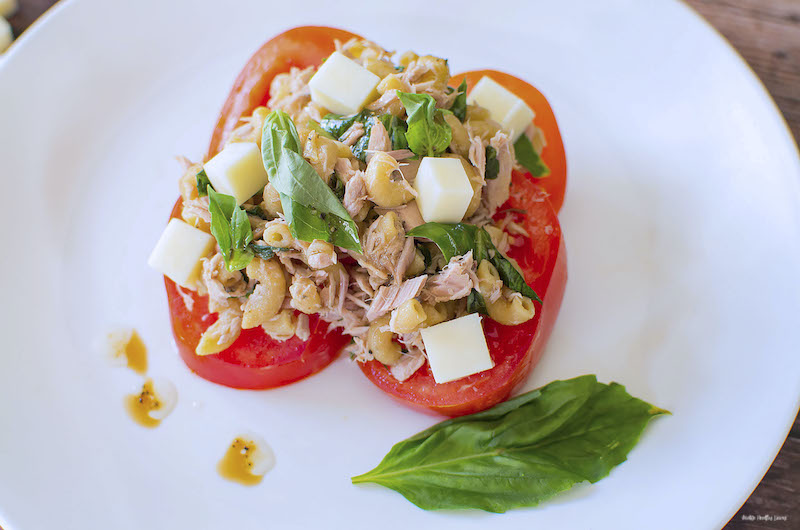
[207,188,254,272]
[485,146,499,179]
[195,169,212,197]
[407,223,478,262]
[408,222,541,302]
[248,243,287,260]
[281,196,331,242]
[262,110,362,252]
[492,254,541,303]
[326,212,363,250]
[352,375,668,512]
[466,289,488,315]
[514,133,550,177]
[231,207,252,247]
[397,92,452,157]
[450,78,467,122]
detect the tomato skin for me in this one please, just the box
[450,70,567,213]
[359,175,567,417]
[207,26,361,159]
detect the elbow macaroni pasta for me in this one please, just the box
[364,152,414,207]
[263,221,294,248]
[289,276,322,314]
[260,309,298,341]
[306,239,337,269]
[242,258,286,328]
[261,183,283,217]
[389,299,427,334]
[367,315,402,365]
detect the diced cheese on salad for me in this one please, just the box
[203,142,269,205]
[467,76,535,141]
[148,218,215,288]
[420,313,495,384]
[309,51,380,115]
[413,157,473,223]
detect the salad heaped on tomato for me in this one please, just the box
[150,27,567,411]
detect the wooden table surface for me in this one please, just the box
[5,1,799,528]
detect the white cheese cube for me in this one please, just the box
[467,76,535,141]
[0,17,12,54]
[420,314,494,384]
[413,157,473,223]
[204,142,268,205]
[0,0,17,18]
[309,51,380,115]
[148,219,216,288]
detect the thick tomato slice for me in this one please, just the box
[165,199,350,389]
[165,26,361,389]
[359,176,567,417]
[449,70,567,213]
[207,25,361,159]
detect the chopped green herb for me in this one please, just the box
[514,133,550,177]
[466,289,488,315]
[320,111,370,139]
[450,78,468,122]
[485,146,499,179]
[330,174,346,201]
[248,243,287,260]
[195,169,212,197]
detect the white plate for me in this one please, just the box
[1,0,798,529]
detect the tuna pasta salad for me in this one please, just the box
[149,26,567,416]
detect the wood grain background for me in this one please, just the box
[4,1,799,528]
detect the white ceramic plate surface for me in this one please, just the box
[0,0,798,529]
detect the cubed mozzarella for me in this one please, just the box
[204,142,268,205]
[413,157,473,223]
[421,313,494,384]
[309,51,380,115]
[467,76,535,141]
[148,219,215,288]
[0,0,16,18]
[0,17,12,53]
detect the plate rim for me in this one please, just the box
[0,1,798,529]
